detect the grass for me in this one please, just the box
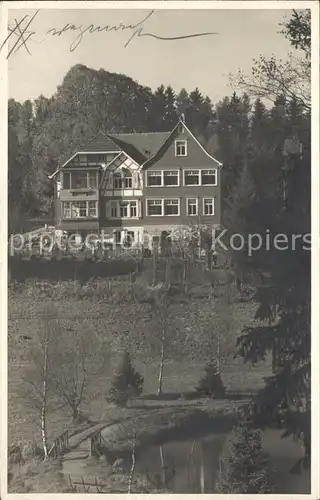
[8,272,272,492]
[8,458,72,493]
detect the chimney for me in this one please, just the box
[180,113,185,123]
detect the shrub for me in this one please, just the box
[8,443,23,465]
[215,422,274,493]
[195,359,226,398]
[107,351,144,407]
[9,441,44,465]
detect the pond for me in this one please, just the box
[135,429,311,494]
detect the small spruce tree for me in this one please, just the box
[215,422,274,493]
[108,351,144,407]
[195,358,225,398]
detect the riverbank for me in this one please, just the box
[9,396,248,493]
[61,398,247,494]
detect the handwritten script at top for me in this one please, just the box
[1,10,218,59]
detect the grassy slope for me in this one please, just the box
[8,278,270,446]
[8,276,271,492]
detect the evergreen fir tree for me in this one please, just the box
[195,358,225,398]
[215,423,274,493]
[175,88,190,116]
[150,85,168,131]
[108,351,144,407]
[164,85,178,129]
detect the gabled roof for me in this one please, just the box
[58,131,171,169]
[109,132,170,164]
[141,119,223,169]
[83,133,121,153]
[48,119,221,179]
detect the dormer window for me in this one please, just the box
[175,140,187,157]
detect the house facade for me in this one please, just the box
[49,117,222,249]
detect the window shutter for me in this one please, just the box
[138,200,142,218]
[132,171,138,189]
[107,171,113,189]
[106,201,110,219]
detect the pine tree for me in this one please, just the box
[187,87,213,138]
[175,88,190,116]
[215,92,251,199]
[108,351,144,407]
[164,85,178,129]
[234,12,311,468]
[150,85,168,131]
[215,423,274,493]
[195,358,225,398]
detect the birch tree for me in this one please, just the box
[50,320,107,421]
[22,306,58,458]
[144,290,173,396]
[231,10,311,112]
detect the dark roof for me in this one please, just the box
[81,133,121,153]
[110,132,170,162]
[78,131,170,164]
[56,120,220,173]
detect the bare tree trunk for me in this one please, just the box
[183,257,187,290]
[159,445,166,487]
[128,436,136,494]
[165,252,171,288]
[217,333,221,373]
[200,442,205,493]
[157,329,165,396]
[41,341,49,458]
[72,406,79,423]
[152,246,157,286]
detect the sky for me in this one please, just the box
[7,7,295,105]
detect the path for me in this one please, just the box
[61,422,119,487]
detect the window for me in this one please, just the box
[164,199,179,216]
[177,124,184,134]
[147,171,162,186]
[129,201,137,217]
[146,199,180,216]
[114,174,122,189]
[110,202,117,218]
[184,169,218,186]
[72,201,87,217]
[163,170,179,186]
[201,169,217,186]
[184,170,200,186]
[87,154,106,162]
[88,172,98,189]
[62,201,71,218]
[119,202,128,218]
[175,140,187,156]
[88,201,98,217]
[147,170,179,187]
[62,201,98,219]
[147,199,162,216]
[63,172,71,189]
[109,200,138,219]
[187,198,198,216]
[113,171,132,189]
[203,198,215,215]
[72,172,87,189]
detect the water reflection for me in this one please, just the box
[135,430,310,494]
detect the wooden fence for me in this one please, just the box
[89,430,102,457]
[48,430,69,459]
